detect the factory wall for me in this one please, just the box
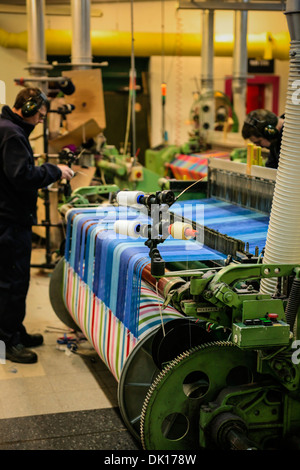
[0,1,289,149]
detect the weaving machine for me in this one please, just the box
[168,157,274,260]
[49,152,300,450]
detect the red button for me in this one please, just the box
[268,313,278,319]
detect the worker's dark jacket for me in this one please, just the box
[0,105,61,227]
[0,106,63,345]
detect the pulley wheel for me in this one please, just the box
[140,341,257,450]
[118,327,161,440]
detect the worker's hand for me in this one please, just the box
[57,164,74,181]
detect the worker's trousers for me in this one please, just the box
[0,222,32,346]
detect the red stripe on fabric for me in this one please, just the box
[126,331,130,358]
[139,303,162,309]
[106,313,112,371]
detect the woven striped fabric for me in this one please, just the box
[171,198,269,254]
[60,196,270,380]
[63,263,183,380]
[166,152,230,180]
[62,205,226,380]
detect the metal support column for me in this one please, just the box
[71,0,93,69]
[201,9,215,136]
[232,2,248,130]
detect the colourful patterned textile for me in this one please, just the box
[61,197,269,380]
[167,152,230,180]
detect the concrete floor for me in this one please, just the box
[0,248,140,450]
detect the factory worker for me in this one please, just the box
[0,87,73,364]
[242,109,284,169]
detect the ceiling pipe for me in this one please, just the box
[26,0,51,81]
[0,28,290,60]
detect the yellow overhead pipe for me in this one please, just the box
[0,28,290,60]
[269,31,291,60]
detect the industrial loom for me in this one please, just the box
[50,153,300,449]
[49,0,300,448]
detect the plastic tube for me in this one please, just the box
[260,35,300,294]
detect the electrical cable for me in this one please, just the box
[130,0,137,162]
